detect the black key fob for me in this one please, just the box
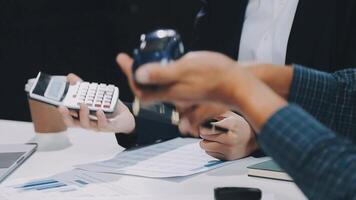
[132,29,184,89]
[214,187,262,200]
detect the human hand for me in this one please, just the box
[117,51,240,106]
[177,103,229,136]
[58,73,136,133]
[198,111,258,161]
[117,51,287,131]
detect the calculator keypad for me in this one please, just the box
[74,82,116,111]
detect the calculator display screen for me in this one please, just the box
[32,73,68,101]
[32,73,51,96]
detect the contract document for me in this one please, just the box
[76,138,231,178]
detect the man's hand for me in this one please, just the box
[117,51,288,131]
[199,111,258,161]
[117,51,239,105]
[177,103,229,136]
[58,73,136,134]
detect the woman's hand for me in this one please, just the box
[199,111,258,161]
[58,73,136,134]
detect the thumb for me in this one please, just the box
[117,53,134,78]
[135,63,181,85]
[67,73,82,85]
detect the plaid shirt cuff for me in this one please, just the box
[288,64,337,115]
[257,104,333,174]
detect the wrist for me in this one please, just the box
[229,71,288,131]
[244,64,294,99]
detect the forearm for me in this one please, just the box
[246,64,356,138]
[244,64,294,99]
[258,105,356,199]
[224,67,288,131]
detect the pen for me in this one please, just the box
[201,119,229,133]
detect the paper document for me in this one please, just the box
[76,138,231,178]
[0,169,136,199]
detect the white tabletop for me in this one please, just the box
[0,119,306,199]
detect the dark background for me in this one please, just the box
[0,0,201,121]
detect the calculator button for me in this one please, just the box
[95,104,101,108]
[103,105,111,108]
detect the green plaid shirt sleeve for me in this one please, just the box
[257,67,356,200]
[288,65,356,138]
[258,105,356,200]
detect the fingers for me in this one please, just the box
[78,104,98,130]
[96,110,109,131]
[67,73,82,85]
[176,104,228,137]
[58,106,75,127]
[205,151,226,161]
[199,140,228,156]
[135,63,181,85]
[117,53,134,77]
[186,104,228,133]
[116,53,142,97]
[178,117,194,136]
[199,127,226,137]
[199,127,234,146]
[79,104,91,128]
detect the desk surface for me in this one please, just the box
[0,119,306,199]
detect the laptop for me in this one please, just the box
[0,144,37,183]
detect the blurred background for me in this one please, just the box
[0,0,201,121]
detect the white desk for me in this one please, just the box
[0,119,306,199]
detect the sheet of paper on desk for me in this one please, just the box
[75,138,232,178]
[0,169,136,199]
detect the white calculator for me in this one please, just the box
[29,72,119,116]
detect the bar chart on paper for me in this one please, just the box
[0,169,136,199]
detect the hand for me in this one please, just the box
[177,103,229,136]
[58,73,136,133]
[117,51,239,105]
[199,111,258,161]
[117,51,288,131]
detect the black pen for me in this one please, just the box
[201,119,229,133]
